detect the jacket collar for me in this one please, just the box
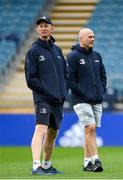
[73,43,93,55]
[35,36,55,50]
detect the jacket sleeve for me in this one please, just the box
[58,47,69,91]
[67,53,81,95]
[62,54,69,91]
[24,49,44,93]
[100,57,107,93]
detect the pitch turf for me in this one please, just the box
[0,147,123,179]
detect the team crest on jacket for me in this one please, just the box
[39,55,46,62]
[80,59,86,64]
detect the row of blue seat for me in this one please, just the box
[87,0,123,94]
[0,0,46,76]
[0,40,16,72]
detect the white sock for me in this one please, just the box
[33,160,41,171]
[42,160,51,169]
[84,157,92,167]
[91,155,99,164]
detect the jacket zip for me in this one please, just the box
[88,56,98,99]
[46,41,62,102]
[88,57,96,86]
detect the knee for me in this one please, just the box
[47,128,58,141]
[35,124,48,135]
[85,124,96,135]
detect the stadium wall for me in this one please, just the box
[0,112,123,146]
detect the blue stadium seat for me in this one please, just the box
[86,0,123,94]
[0,0,47,75]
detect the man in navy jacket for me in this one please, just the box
[67,28,107,172]
[25,16,68,175]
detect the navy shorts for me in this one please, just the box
[35,101,63,130]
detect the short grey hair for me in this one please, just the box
[78,28,93,41]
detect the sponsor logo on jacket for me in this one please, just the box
[94,59,99,63]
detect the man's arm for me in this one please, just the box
[67,53,81,95]
[100,58,107,93]
[25,49,44,93]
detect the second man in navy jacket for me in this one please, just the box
[67,28,107,173]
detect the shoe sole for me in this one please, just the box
[93,166,103,172]
[32,171,55,175]
[32,172,44,175]
[83,168,93,172]
[32,172,55,176]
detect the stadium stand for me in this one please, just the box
[0,0,123,112]
[50,0,98,56]
[86,0,123,110]
[0,0,98,113]
[0,0,47,78]
[0,0,48,112]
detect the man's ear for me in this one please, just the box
[51,26,54,33]
[36,26,39,34]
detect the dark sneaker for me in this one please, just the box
[93,159,103,172]
[83,161,94,172]
[42,166,64,175]
[32,166,45,175]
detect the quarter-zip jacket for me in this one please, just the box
[25,37,68,104]
[67,43,107,105]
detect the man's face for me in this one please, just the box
[80,31,94,49]
[36,22,53,40]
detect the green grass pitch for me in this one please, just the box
[0,147,123,179]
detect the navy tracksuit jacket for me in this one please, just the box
[25,37,68,104]
[67,43,107,105]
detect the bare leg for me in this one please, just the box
[84,124,97,158]
[43,128,58,161]
[31,124,48,161]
